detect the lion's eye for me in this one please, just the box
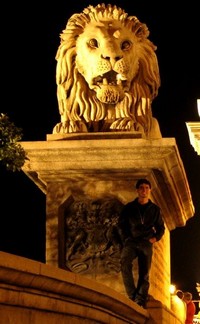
[121,40,132,51]
[88,38,99,48]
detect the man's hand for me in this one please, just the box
[149,237,157,244]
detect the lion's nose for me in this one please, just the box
[101,54,123,67]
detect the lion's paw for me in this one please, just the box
[53,121,88,134]
[110,118,136,131]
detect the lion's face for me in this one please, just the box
[75,20,139,104]
[53,4,161,138]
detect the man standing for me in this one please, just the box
[118,179,165,308]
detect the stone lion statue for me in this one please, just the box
[53,3,162,138]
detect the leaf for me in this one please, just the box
[0,113,27,172]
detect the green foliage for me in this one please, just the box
[0,113,27,171]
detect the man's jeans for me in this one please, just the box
[120,239,153,302]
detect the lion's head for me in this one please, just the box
[53,3,161,138]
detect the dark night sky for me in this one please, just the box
[1,0,200,302]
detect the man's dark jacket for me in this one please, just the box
[118,198,165,244]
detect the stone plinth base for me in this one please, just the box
[19,135,194,318]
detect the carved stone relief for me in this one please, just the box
[63,198,124,275]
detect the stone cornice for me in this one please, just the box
[20,136,194,230]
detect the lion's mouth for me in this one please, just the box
[93,71,127,87]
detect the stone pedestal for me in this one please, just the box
[21,133,194,310]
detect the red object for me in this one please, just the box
[185,300,196,324]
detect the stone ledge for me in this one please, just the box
[0,252,148,324]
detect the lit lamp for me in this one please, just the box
[186,99,200,155]
[170,284,176,295]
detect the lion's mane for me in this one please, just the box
[53,3,161,138]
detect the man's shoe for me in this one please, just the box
[134,299,147,309]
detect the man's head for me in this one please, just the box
[183,292,193,303]
[176,290,184,299]
[136,179,151,189]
